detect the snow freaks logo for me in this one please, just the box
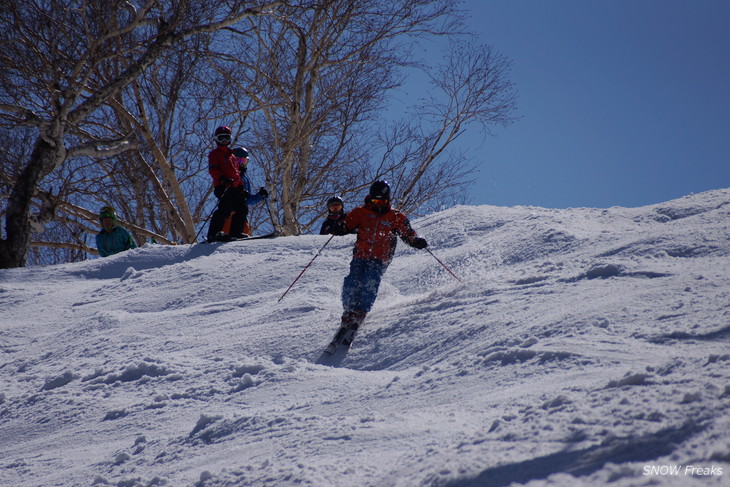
[643,464,723,477]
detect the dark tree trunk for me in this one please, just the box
[1,137,60,268]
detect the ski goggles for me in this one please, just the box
[328,202,343,211]
[99,206,116,220]
[215,133,232,144]
[370,197,389,206]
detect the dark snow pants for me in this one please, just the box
[207,185,248,240]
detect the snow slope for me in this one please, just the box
[1,189,729,487]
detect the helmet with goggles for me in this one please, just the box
[368,180,391,213]
[327,196,344,213]
[213,126,232,145]
[99,205,117,222]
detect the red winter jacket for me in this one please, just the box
[339,201,420,263]
[208,146,242,189]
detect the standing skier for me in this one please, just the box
[319,196,347,235]
[96,206,137,257]
[206,126,249,242]
[326,180,428,352]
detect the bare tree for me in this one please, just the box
[0,0,282,268]
[1,0,516,266]
[380,40,517,215]
[209,0,516,235]
[100,44,212,246]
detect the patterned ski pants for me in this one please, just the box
[341,258,388,313]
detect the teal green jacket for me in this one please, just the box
[96,226,137,257]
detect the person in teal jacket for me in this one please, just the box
[96,206,137,257]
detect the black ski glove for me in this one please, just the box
[257,187,269,198]
[411,237,428,249]
[214,184,226,199]
[331,220,349,236]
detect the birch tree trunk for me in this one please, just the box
[0,0,282,267]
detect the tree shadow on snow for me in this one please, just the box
[444,420,704,487]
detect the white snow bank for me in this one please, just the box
[1,189,729,486]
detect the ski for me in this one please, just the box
[324,326,358,354]
[202,231,279,244]
[241,231,280,241]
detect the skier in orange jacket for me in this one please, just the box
[327,180,427,351]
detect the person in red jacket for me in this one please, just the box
[206,126,249,242]
[327,180,428,352]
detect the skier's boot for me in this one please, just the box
[214,232,232,242]
[339,310,367,348]
[325,310,367,353]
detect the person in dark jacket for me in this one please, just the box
[319,196,347,235]
[206,126,252,242]
[96,206,137,257]
[326,181,428,352]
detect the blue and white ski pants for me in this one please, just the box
[341,258,388,313]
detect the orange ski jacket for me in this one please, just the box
[339,203,421,263]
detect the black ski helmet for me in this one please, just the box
[327,196,344,206]
[232,147,249,159]
[327,196,344,213]
[369,180,391,199]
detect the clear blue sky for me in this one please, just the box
[434,0,730,209]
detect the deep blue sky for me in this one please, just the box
[420,0,730,209]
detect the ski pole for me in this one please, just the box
[278,234,335,302]
[425,248,462,282]
[191,206,216,244]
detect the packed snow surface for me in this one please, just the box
[1,189,729,487]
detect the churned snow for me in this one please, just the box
[1,189,729,487]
